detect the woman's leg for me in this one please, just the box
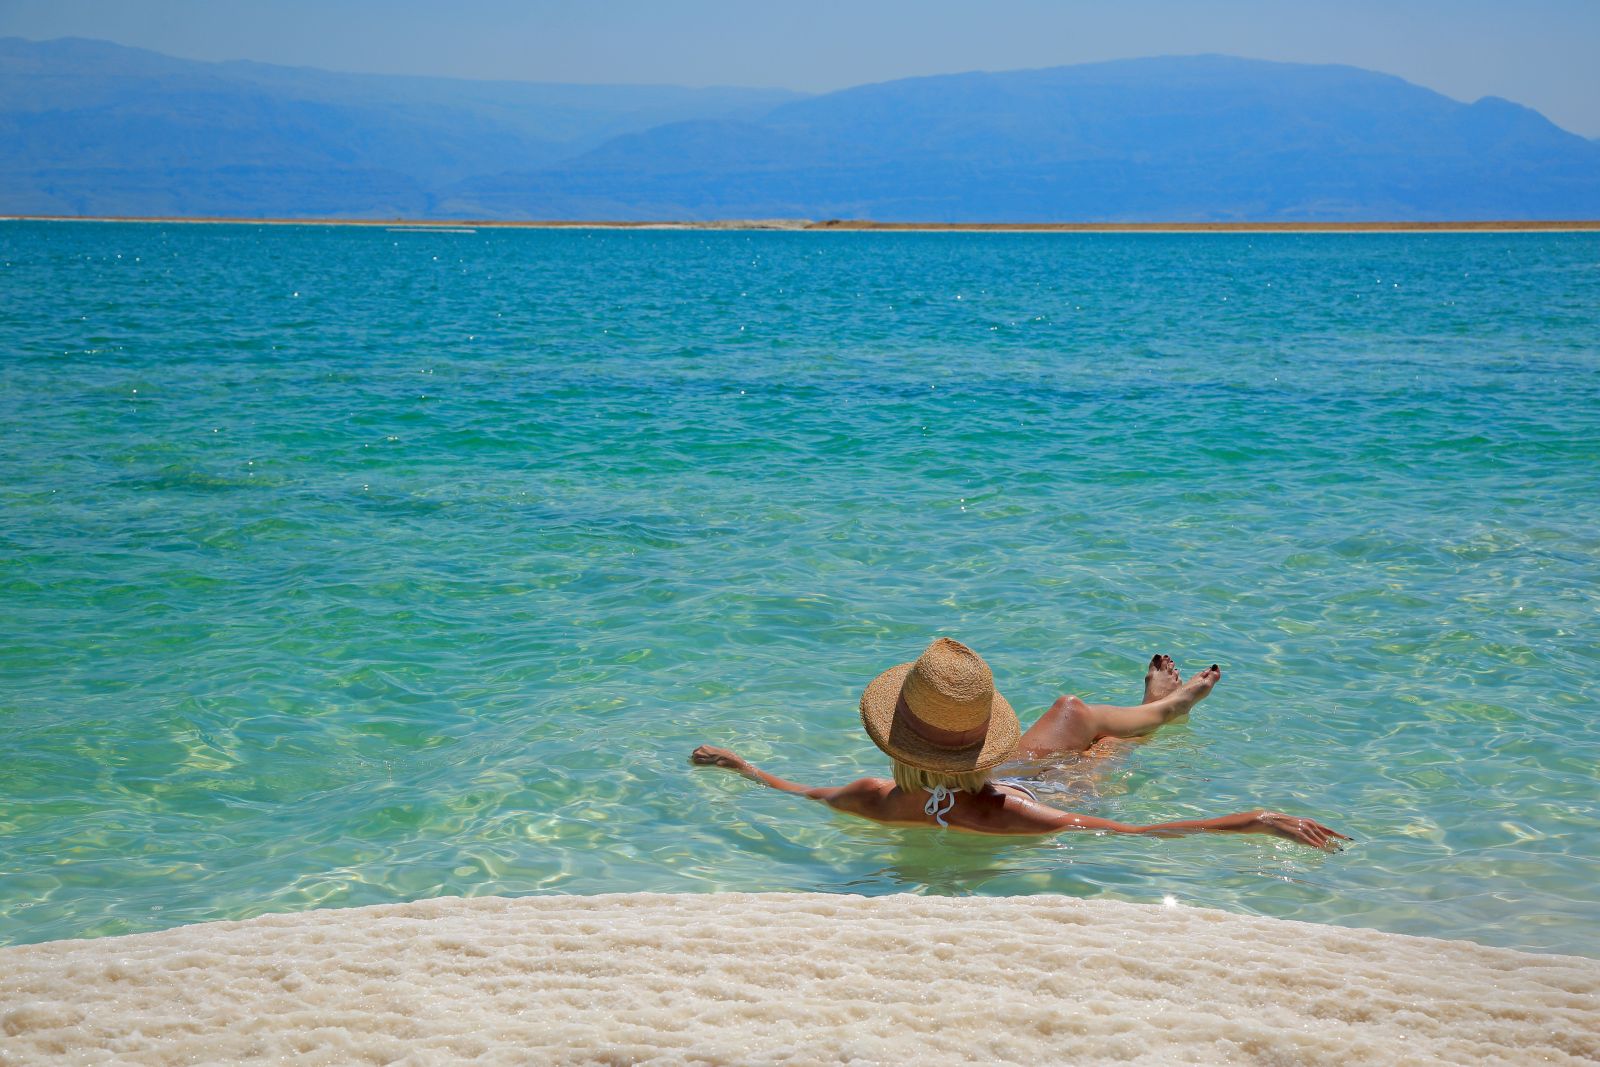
[1015,694,1101,757]
[1014,659,1220,759]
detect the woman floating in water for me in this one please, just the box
[692,637,1347,849]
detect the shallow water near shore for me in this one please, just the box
[1,221,1596,953]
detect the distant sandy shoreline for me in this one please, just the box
[4,214,1599,233]
[2,893,1595,1065]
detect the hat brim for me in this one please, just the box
[859,662,1021,773]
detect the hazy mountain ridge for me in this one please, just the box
[445,56,1600,220]
[3,39,1597,220]
[0,37,804,216]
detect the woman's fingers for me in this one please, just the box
[1262,812,1350,850]
[1302,819,1349,850]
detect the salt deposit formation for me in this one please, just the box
[3,893,1596,1065]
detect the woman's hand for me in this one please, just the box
[1252,811,1350,850]
[691,745,750,772]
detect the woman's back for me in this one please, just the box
[793,775,1072,835]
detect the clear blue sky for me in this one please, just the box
[4,0,1598,136]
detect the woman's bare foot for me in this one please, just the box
[1142,654,1182,704]
[1163,664,1221,717]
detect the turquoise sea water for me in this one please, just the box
[2,222,1596,954]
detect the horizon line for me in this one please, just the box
[5,215,1599,234]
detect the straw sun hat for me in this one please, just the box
[859,638,1021,773]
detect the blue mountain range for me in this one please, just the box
[3,37,1597,220]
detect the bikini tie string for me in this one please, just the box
[924,784,957,827]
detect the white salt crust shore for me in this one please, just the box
[2,894,1596,1066]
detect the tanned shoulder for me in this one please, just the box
[825,777,896,817]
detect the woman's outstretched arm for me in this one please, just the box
[690,744,846,800]
[1035,806,1350,850]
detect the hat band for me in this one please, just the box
[895,694,991,749]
